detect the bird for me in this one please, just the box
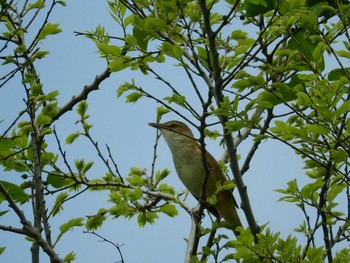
[149,120,242,235]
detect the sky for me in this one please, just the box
[0,1,337,262]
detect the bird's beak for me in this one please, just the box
[148,122,162,129]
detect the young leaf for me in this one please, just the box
[52,192,69,216]
[155,169,170,183]
[159,204,178,217]
[85,208,107,230]
[38,23,62,41]
[59,217,84,234]
[65,132,82,144]
[77,101,88,117]
[63,252,76,263]
[125,92,143,103]
[156,106,171,121]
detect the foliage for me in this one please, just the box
[0,0,349,262]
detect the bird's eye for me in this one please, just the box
[170,123,177,128]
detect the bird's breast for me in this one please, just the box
[170,146,206,198]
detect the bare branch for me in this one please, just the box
[84,231,125,263]
[198,0,260,240]
[0,182,64,263]
[51,68,111,123]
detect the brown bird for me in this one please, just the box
[149,120,242,235]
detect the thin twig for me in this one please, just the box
[84,231,125,263]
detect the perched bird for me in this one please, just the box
[149,120,241,235]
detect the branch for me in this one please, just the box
[0,182,64,263]
[185,205,202,263]
[0,182,32,230]
[0,224,29,235]
[84,231,125,263]
[220,107,264,164]
[84,130,125,183]
[51,68,110,123]
[198,0,260,240]
[240,108,273,176]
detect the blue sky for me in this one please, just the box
[0,1,330,262]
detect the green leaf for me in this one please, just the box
[271,120,308,140]
[0,181,29,204]
[116,82,136,97]
[312,41,328,61]
[126,173,144,187]
[82,161,94,174]
[52,192,69,216]
[96,43,121,57]
[334,248,350,263]
[243,0,275,17]
[36,114,51,125]
[42,102,59,117]
[330,148,347,163]
[225,120,246,132]
[63,252,76,263]
[279,0,307,15]
[59,218,84,234]
[0,210,9,216]
[108,57,129,72]
[38,23,62,41]
[143,17,167,31]
[231,30,248,40]
[4,159,29,172]
[32,50,50,60]
[161,42,174,57]
[0,247,5,255]
[173,44,183,59]
[133,26,149,51]
[334,100,350,118]
[305,247,324,262]
[159,204,178,217]
[43,90,59,101]
[197,46,209,64]
[158,183,175,195]
[28,0,45,10]
[125,92,143,103]
[47,173,72,189]
[57,0,67,7]
[41,152,57,166]
[85,209,107,230]
[164,93,186,107]
[156,106,171,121]
[137,211,159,227]
[232,79,252,90]
[155,169,170,183]
[0,139,14,152]
[296,91,312,106]
[336,50,350,59]
[218,180,236,191]
[327,184,344,203]
[137,213,147,227]
[77,101,88,117]
[328,68,350,80]
[275,180,298,198]
[300,179,324,201]
[304,124,330,135]
[257,91,281,108]
[65,132,82,144]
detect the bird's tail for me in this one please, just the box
[215,190,242,236]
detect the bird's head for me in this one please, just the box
[148,120,195,147]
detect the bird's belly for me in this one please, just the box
[173,154,206,198]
